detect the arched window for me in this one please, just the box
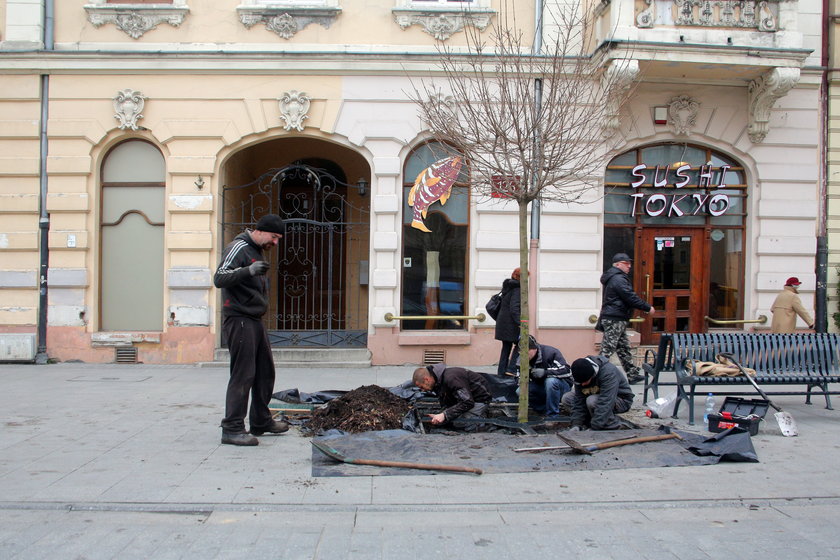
[603,143,747,338]
[99,140,165,331]
[400,142,470,331]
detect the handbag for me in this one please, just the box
[485,291,503,320]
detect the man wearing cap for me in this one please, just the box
[597,253,655,384]
[771,277,815,333]
[562,355,635,430]
[214,214,289,446]
[506,335,572,419]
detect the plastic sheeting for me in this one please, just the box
[310,425,756,477]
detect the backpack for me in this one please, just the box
[485,291,503,320]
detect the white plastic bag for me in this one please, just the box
[645,392,678,419]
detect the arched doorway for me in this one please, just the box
[220,138,371,347]
[603,143,747,344]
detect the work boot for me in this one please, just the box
[626,372,644,385]
[250,419,290,436]
[221,430,258,446]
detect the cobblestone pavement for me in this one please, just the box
[1,363,838,559]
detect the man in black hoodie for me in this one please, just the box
[413,364,492,430]
[597,253,655,384]
[563,355,635,430]
[214,214,288,446]
[507,335,571,418]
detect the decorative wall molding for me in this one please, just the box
[84,2,189,39]
[238,6,341,39]
[636,0,778,31]
[113,89,147,131]
[748,67,799,143]
[279,90,311,131]
[668,95,700,136]
[393,9,494,41]
[603,59,640,137]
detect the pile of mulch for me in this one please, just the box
[304,385,411,434]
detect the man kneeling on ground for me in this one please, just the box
[413,364,492,431]
[507,335,572,420]
[561,356,634,430]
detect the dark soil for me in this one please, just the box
[305,385,411,434]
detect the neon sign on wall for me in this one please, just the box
[628,163,732,217]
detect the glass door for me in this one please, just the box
[636,228,707,344]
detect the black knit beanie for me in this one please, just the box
[255,214,285,235]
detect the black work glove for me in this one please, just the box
[248,261,270,276]
[531,368,546,380]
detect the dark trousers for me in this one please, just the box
[498,341,514,375]
[221,315,276,433]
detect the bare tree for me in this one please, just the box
[411,1,638,421]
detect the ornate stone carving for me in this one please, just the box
[84,3,189,39]
[639,0,778,31]
[636,0,655,28]
[393,10,493,41]
[279,91,311,131]
[238,7,340,39]
[602,59,640,137]
[668,95,700,136]
[113,89,146,131]
[748,67,799,143]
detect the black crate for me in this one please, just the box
[707,397,769,436]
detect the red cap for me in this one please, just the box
[785,277,801,286]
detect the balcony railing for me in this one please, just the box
[636,0,779,32]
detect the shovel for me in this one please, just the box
[556,432,681,455]
[719,353,798,437]
[311,439,483,475]
[514,435,641,453]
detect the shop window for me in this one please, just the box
[99,140,165,331]
[604,143,746,323]
[400,142,470,331]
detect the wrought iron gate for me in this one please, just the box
[221,163,370,347]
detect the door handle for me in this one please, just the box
[645,273,650,300]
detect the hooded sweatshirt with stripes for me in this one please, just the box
[214,231,269,319]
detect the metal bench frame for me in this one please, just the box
[642,332,840,424]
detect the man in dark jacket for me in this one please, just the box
[597,253,655,384]
[413,363,492,430]
[494,268,521,375]
[508,335,571,418]
[214,214,289,446]
[563,355,635,430]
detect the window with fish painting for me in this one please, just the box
[401,142,470,331]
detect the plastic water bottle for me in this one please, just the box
[703,393,716,428]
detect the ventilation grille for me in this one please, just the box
[115,346,138,364]
[423,349,446,365]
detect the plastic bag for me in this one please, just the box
[645,391,678,418]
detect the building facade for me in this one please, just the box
[0,0,825,365]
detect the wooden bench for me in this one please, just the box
[642,332,840,424]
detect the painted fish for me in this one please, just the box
[407,156,463,232]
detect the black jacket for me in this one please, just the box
[569,355,635,430]
[510,343,571,380]
[494,278,521,342]
[427,364,492,422]
[214,231,269,319]
[599,266,651,321]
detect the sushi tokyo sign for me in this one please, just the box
[627,163,732,218]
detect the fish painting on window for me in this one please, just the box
[407,156,463,232]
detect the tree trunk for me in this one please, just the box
[517,200,530,423]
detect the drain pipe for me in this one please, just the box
[35,0,55,364]
[815,0,830,333]
[528,2,544,337]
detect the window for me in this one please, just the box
[400,142,470,331]
[106,1,173,4]
[604,143,747,322]
[100,140,165,331]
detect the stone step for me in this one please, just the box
[199,347,372,368]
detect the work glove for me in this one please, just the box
[248,261,270,276]
[531,368,546,381]
[567,425,585,432]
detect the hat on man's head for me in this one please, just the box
[612,253,633,263]
[528,335,539,350]
[571,357,597,384]
[255,214,285,235]
[785,277,802,287]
